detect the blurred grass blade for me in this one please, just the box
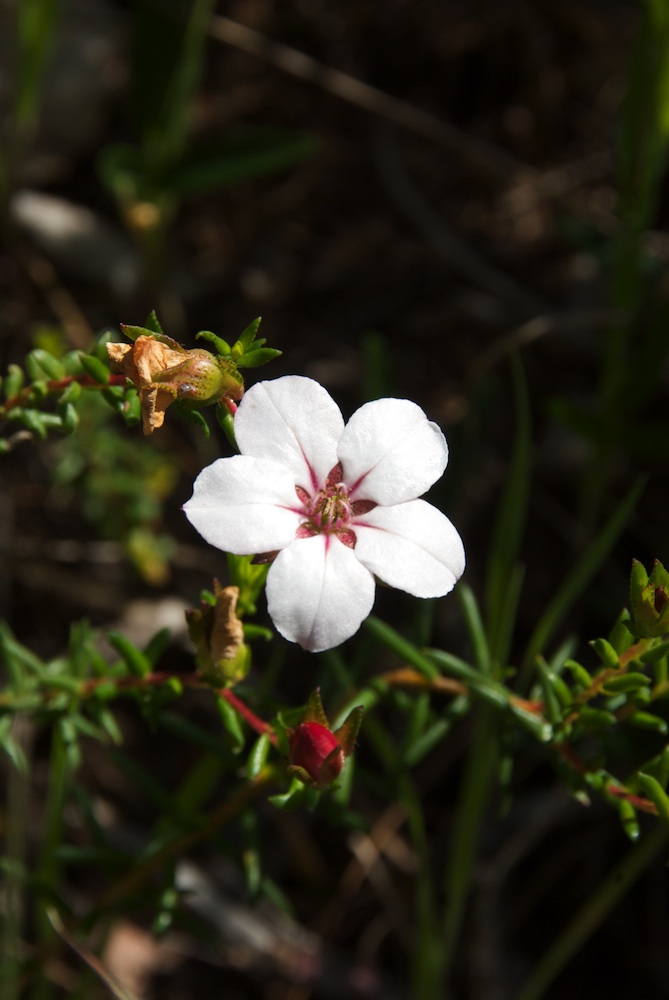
[514,821,669,1000]
[485,355,531,667]
[519,477,645,687]
[47,909,141,1000]
[16,0,61,130]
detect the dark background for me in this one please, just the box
[2,2,669,998]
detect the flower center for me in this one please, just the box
[295,464,359,547]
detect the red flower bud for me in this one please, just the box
[288,721,344,789]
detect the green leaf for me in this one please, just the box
[627,711,668,733]
[27,348,65,380]
[4,364,24,399]
[637,771,669,821]
[106,631,151,678]
[144,310,164,335]
[216,694,246,753]
[590,638,620,669]
[601,672,650,694]
[165,130,317,196]
[79,353,111,385]
[235,316,262,352]
[519,478,645,686]
[247,734,272,779]
[235,347,283,368]
[195,330,232,356]
[485,355,531,665]
[216,405,237,450]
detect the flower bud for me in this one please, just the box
[285,688,363,791]
[629,559,669,639]
[107,333,243,434]
[186,581,250,686]
[288,722,344,789]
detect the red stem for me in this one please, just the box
[2,373,128,413]
[80,670,278,746]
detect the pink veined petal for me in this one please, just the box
[234,376,345,492]
[183,455,303,555]
[353,499,465,598]
[338,398,448,505]
[265,535,376,652]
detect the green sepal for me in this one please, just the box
[629,559,669,638]
[268,776,319,811]
[302,688,330,728]
[333,705,364,758]
[118,323,151,343]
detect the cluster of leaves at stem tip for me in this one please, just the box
[0,311,280,450]
[527,558,669,841]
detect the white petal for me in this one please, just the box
[353,499,465,598]
[234,376,345,491]
[183,455,302,554]
[338,398,448,505]
[266,535,375,652]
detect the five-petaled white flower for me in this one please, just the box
[184,376,465,652]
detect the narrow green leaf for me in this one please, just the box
[637,771,669,821]
[144,310,164,335]
[247,734,272,779]
[28,348,65,379]
[79,353,111,384]
[4,364,24,399]
[195,330,232,356]
[235,347,283,368]
[485,355,531,663]
[216,694,246,753]
[590,638,620,669]
[106,631,151,678]
[627,711,668,733]
[236,316,262,351]
[601,672,650,694]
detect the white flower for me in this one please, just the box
[183,376,465,652]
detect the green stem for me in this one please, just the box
[514,820,669,1000]
[31,723,69,1000]
[439,705,498,993]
